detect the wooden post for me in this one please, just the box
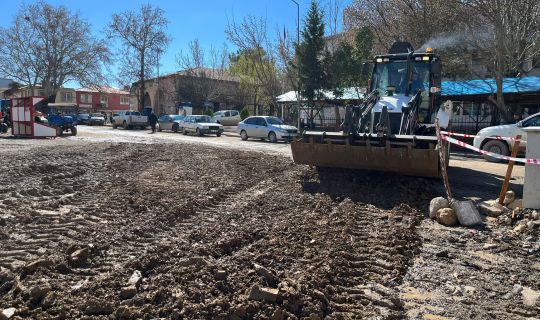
[436,120,452,201]
[498,135,522,205]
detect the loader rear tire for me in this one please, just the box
[482,140,509,162]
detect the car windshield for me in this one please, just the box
[194,116,211,123]
[78,114,89,119]
[131,112,141,116]
[266,117,284,125]
[173,115,184,121]
[91,113,102,117]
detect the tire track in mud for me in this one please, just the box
[0,142,428,319]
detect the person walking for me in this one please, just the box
[149,112,158,133]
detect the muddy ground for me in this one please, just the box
[0,139,538,319]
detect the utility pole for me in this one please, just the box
[156,48,162,114]
[291,0,301,131]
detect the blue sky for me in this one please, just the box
[1,0,350,87]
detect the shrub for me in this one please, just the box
[240,107,250,120]
[204,109,214,117]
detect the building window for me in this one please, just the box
[62,92,73,102]
[81,94,92,103]
[120,96,130,105]
[100,95,108,107]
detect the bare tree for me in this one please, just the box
[462,0,540,120]
[107,4,170,110]
[344,0,470,51]
[0,1,110,97]
[226,15,282,115]
[176,39,229,109]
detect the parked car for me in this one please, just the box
[212,110,241,126]
[182,115,223,136]
[112,110,148,130]
[77,113,90,125]
[89,113,105,126]
[237,116,299,143]
[473,112,540,162]
[158,114,185,132]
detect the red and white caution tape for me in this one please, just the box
[442,135,539,165]
[440,131,522,142]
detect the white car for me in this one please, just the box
[212,110,241,126]
[182,115,223,136]
[236,116,299,143]
[473,112,540,162]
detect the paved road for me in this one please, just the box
[73,125,293,158]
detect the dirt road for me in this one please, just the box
[0,128,537,319]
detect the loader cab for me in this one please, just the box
[369,50,442,127]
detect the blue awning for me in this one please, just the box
[442,76,540,96]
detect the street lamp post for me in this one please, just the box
[156,48,162,115]
[291,0,301,131]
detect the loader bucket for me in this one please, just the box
[291,131,441,178]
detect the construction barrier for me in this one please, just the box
[442,135,539,165]
[440,131,522,142]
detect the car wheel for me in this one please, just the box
[113,123,117,129]
[240,130,248,141]
[71,126,77,136]
[183,127,187,135]
[196,128,202,136]
[268,131,277,143]
[482,140,509,162]
[216,132,222,137]
[122,121,128,129]
[172,124,179,133]
[157,125,162,132]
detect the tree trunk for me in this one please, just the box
[493,18,509,123]
[139,52,145,112]
[334,105,341,130]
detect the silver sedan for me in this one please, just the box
[236,116,298,142]
[157,114,185,133]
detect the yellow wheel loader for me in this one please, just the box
[291,42,451,178]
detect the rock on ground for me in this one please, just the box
[452,200,483,226]
[436,208,458,226]
[248,285,279,302]
[430,197,449,219]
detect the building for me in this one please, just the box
[442,76,540,133]
[0,79,15,99]
[17,85,76,104]
[131,68,249,115]
[76,86,134,113]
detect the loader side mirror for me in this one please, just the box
[431,59,442,87]
[361,62,370,76]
